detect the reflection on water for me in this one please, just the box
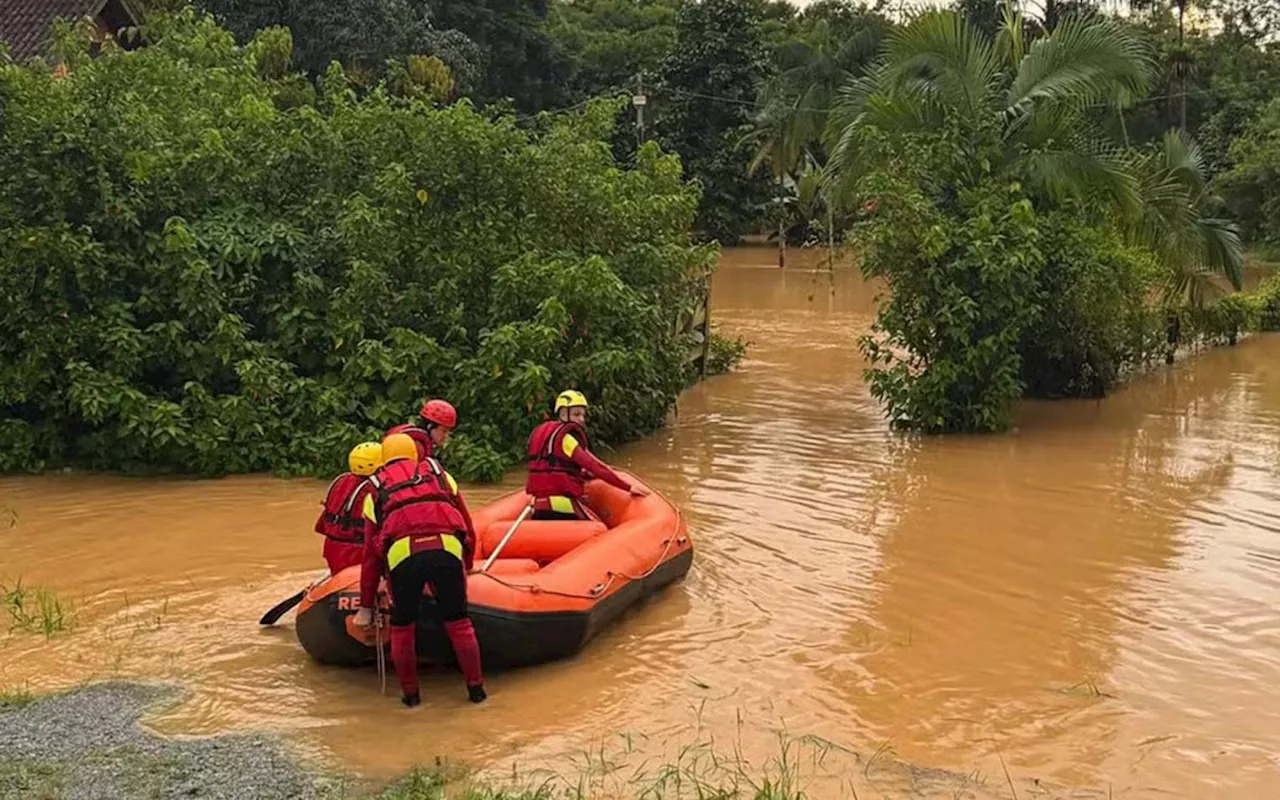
[3,245,1280,797]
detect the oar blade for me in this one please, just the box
[258,590,305,626]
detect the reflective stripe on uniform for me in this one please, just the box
[362,493,376,523]
[549,496,576,514]
[441,534,463,560]
[386,533,463,571]
[341,478,369,515]
[387,537,411,570]
[562,434,580,457]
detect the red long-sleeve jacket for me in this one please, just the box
[525,421,630,510]
[358,457,477,610]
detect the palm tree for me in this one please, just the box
[1135,129,1243,304]
[762,13,887,155]
[743,98,807,268]
[1129,0,1201,130]
[746,9,887,267]
[824,6,1154,217]
[823,4,1244,359]
[1131,129,1244,357]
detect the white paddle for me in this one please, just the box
[480,500,535,573]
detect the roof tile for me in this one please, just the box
[1,1,110,62]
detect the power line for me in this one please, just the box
[511,83,631,122]
[509,80,1242,126]
[634,83,1241,114]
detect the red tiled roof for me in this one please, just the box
[0,0,112,61]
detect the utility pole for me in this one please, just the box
[632,73,647,145]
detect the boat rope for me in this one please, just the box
[374,612,387,695]
[475,514,689,600]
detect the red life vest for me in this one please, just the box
[525,420,590,499]
[384,424,433,460]
[314,473,372,544]
[367,457,469,561]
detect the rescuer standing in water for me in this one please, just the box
[353,417,486,706]
[314,442,383,574]
[383,398,457,461]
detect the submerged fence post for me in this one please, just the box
[700,273,711,379]
[677,273,713,379]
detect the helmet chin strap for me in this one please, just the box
[423,421,452,449]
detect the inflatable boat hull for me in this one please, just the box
[294,472,693,669]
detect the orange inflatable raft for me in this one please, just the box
[294,471,693,669]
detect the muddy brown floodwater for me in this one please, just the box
[4,246,1280,798]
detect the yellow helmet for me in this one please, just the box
[380,432,419,464]
[348,441,383,476]
[554,390,589,413]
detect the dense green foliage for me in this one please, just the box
[855,135,1045,432]
[0,11,722,479]
[1018,219,1164,398]
[426,0,570,113]
[7,0,1280,452]
[15,0,1280,252]
[194,0,482,90]
[1251,273,1280,330]
[548,0,681,101]
[1220,99,1280,248]
[829,8,1245,430]
[655,0,772,241]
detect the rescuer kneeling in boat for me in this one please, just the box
[352,430,486,706]
[383,398,456,461]
[314,441,384,575]
[525,390,648,521]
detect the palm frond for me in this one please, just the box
[1006,13,1153,118]
[835,24,887,73]
[1129,131,1245,302]
[882,10,1000,125]
[1157,128,1206,195]
[823,70,879,163]
[744,103,805,181]
[1013,142,1141,219]
[1010,99,1082,149]
[1131,156,1197,241]
[774,40,819,74]
[795,161,824,211]
[1164,265,1227,308]
[1197,215,1245,290]
[793,82,831,146]
[995,2,1027,70]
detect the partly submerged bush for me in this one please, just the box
[0,10,737,480]
[853,132,1044,433]
[1250,272,1280,331]
[1019,217,1165,399]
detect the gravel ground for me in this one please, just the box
[0,681,1117,800]
[0,681,350,800]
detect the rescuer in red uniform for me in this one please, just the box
[525,390,647,521]
[352,422,486,706]
[383,398,456,461]
[314,441,383,574]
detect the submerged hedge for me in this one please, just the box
[0,10,731,480]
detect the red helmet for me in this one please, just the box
[420,399,457,429]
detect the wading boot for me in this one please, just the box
[389,623,420,707]
[444,618,486,703]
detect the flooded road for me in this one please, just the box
[4,245,1280,797]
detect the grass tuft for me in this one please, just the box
[0,683,34,710]
[1,578,77,637]
[362,732,853,800]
